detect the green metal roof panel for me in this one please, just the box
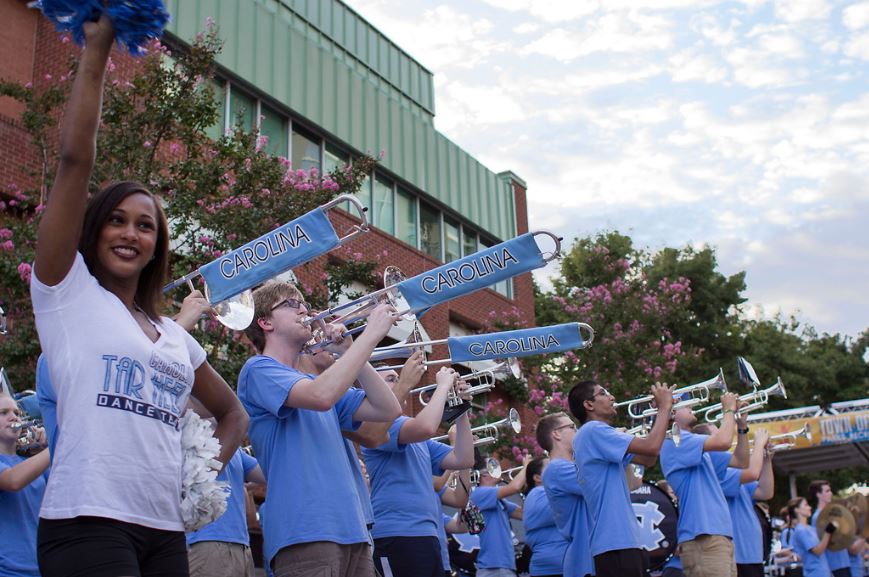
[164,0,517,241]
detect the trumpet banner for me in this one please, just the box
[447,323,588,363]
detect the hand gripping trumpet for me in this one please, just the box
[305,231,563,331]
[410,358,522,407]
[433,408,521,446]
[703,377,787,423]
[615,369,728,421]
[163,194,370,330]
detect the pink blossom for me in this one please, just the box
[0,228,12,240]
[255,135,269,151]
[205,16,216,28]
[1,240,14,251]
[44,73,52,81]
[18,262,32,284]
[61,35,70,44]
[143,141,152,149]
[169,142,181,154]
[24,81,32,90]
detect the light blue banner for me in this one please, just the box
[200,208,339,304]
[396,233,545,312]
[447,323,586,363]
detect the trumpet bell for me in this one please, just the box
[505,357,522,379]
[0,304,6,335]
[205,284,255,331]
[508,408,521,434]
[486,457,502,479]
[383,266,417,323]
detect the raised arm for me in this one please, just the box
[628,383,674,456]
[0,429,50,492]
[753,443,774,501]
[738,429,768,484]
[439,410,474,470]
[35,15,115,286]
[704,393,738,451]
[729,402,751,468]
[397,368,457,443]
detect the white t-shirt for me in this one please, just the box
[30,253,206,531]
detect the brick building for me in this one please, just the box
[0,0,536,424]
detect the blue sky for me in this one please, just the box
[344,0,869,339]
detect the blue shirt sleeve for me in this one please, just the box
[586,422,633,464]
[720,467,742,498]
[244,358,309,418]
[374,417,410,453]
[504,499,519,514]
[425,440,453,475]
[744,480,759,497]
[335,388,366,431]
[240,451,259,475]
[472,486,500,511]
[546,459,582,496]
[709,451,731,479]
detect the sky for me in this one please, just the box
[343,0,869,340]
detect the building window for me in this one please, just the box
[373,173,395,235]
[260,104,289,157]
[419,202,441,260]
[444,217,460,263]
[291,126,321,172]
[206,79,227,141]
[229,87,256,132]
[462,228,477,257]
[324,142,349,173]
[480,238,512,298]
[396,187,417,248]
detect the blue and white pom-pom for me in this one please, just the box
[179,410,229,532]
[29,0,170,56]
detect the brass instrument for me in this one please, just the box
[615,369,728,421]
[433,408,521,446]
[703,378,786,423]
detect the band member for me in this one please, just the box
[569,380,674,577]
[809,480,852,577]
[848,536,866,577]
[785,496,836,577]
[238,281,402,577]
[0,393,49,576]
[362,367,474,577]
[470,454,527,577]
[31,16,247,577]
[523,455,569,577]
[186,398,266,577]
[537,412,592,577]
[718,428,773,577]
[436,470,471,577]
[660,391,740,577]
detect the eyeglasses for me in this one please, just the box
[271,297,307,312]
[592,387,611,399]
[555,422,577,432]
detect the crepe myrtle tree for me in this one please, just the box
[0,22,379,388]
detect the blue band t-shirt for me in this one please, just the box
[523,485,569,576]
[541,458,593,577]
[471,486,519,571]
[187,448,258,546]
[0,454,48,577]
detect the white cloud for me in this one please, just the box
[843,1,869,30]
[773,0,831,23]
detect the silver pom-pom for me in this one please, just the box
[180,411,229,531]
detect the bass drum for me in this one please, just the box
[449,532,479,576]
[630,482,679,572]
[754,503,772,564]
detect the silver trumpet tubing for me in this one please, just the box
[501,465,525,481]
[627,420,683,447]
[433,408,521,446]
[703,377,787,423]
[615,368,728,421]
[163,194,370,331]
[410,358,522,406]
[12,418,45,451]
[769,424,812,446]
[468,457,503,485]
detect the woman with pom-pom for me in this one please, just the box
[30,14,248,577]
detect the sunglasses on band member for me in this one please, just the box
[271,297,308,312]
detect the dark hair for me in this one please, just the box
[535,412,568,452]
[808,480,829,508]
[522,455,548,495]
[692,423,713,435]
[79,181,168,320]
[567,380,597,423]
[785,497,805,526]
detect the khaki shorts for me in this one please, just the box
[273,541,376,577]
[188,540,255,577]
[679,535,737,577]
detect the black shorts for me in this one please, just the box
[373,536,444,577]
[736,563,764,577]
[593,548,646,577]
[38,516,188,577]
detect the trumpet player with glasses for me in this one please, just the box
[1,392,49,577]
[362,364,474,577]
[660,390,743,577]
[537,412,592,577]
[238,281,403,577]
[569,380,675,577]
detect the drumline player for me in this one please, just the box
[238,281,402,577]
[536,412,592,577]
[809,480,853,577]
[568,380,674,577]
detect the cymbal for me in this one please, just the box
[817,503,857,551]
[841,493,868,537]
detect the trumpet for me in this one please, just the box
[703,378,787,423]
[11,418,45,454]
[0,304,7,335]
[769,423,811,444]
[163,194,370,331]
[410,358,522,406]
[615,369,728,420]
[433,408,521,446]
[464,457,502,486]
[626,420,683,447]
